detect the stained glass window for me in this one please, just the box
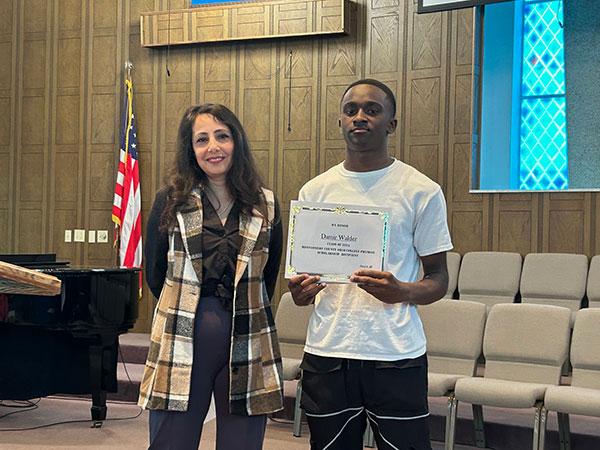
[519,0,568,190]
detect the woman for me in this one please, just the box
[139,104,284,450]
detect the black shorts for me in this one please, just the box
[300,353,431,450]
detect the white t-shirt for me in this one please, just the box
[299,159,453,361]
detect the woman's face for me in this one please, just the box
[191,113,235,182]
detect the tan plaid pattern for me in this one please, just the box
[139,188,283,415]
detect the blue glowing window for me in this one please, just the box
[518,0,568,190]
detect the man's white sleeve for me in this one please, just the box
[413,189,453,257]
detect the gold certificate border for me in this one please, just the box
[286,202,390,282]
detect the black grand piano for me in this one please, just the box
[0,254,139,424]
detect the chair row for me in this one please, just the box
[437,252,600,323]
[421,300,600,450]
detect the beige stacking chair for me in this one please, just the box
[418,251,461,298]
[274,292,314,437]
[586,255,600,309]
[452,303,572,450]
[457,251,522,310]
[544,308,600,450]
[419,299,487,450]
[519,253,588,325]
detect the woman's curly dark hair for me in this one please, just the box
[159,103,267,231]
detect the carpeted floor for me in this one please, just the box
[0,396,478,450]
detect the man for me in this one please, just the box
[288,79,453,450]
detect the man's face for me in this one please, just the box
[339,84,397,152]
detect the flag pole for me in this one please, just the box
[113,61,134,264]
[112,60,143,297]
[125,60,133,81]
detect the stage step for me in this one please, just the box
[108,333,150,403]
[118,332,150,365]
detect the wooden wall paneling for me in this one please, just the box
[84,0,123,267]
[51,0,85,264]
[239,41,278,188]
[163,42,195,188]
[492,193,538,254]
[542,192,592,255]
[238,40,277,302]
[130,80,157,210]
[274,0,312,36]
[6,0,600,333]
[447,161,490,255]
[449,10,473,141]
[403,1,446,184]
[582,192,592,256]
[276,38,320,304]
[233,2,271,39]
[316,0,349,34]
[87,209,117,266]
[16,0,52,254]
[0,0,17,253]
[156,6,194,319]
[63,0,86,265]
[132,2,182,332]
[88,0,128,269]
[140,0,348,47]
[160,46,193,185]
[198,43,237,110]
[319,0,363,174]
[444,7,491,253]
[364,0,403,162]
[129,1,161,331]
[278,40,319,206]
[450,203,488,255]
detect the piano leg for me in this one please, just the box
[89,344,108,425]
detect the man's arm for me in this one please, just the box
[288,274,327,306]
[349,251,449,305]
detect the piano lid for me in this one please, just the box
[0,260,62,296]
[0,253,69,269]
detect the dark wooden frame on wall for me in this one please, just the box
[140,0,350,47]
[417,0,510,14]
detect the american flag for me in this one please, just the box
[112,78,142,292]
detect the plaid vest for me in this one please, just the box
[138,188,283,415]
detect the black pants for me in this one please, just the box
[148,296,266,450]
[300,353,431,450]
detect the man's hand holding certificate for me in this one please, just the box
[285,201,391,283]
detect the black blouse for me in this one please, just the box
[199,195,241,310]
[145,189,283,309]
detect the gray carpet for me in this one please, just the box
[0,396,477,450]
[4,333,593,450]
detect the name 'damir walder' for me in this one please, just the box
[320,233,358,242]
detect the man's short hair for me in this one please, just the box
[341,79,396,118]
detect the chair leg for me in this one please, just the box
[445,393,458,450]
[293,378,303,437]
[472,404,486,448]
[533,401,548,450]
[363,420,375,448]
[557,413,571,450]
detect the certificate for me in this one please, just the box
[285,201,391,283]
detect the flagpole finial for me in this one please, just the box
[125,60,134,80]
